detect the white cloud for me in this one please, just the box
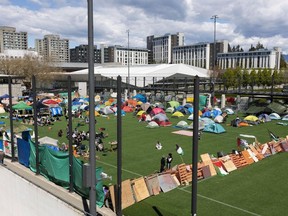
[0,0,288,54]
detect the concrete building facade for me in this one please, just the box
[35,35,69,62]
[172,40,229,70]
[0,26,28,53]
[147,32,184,64]
[109,45,148,65]
[70,44,100,63]
[217,47,282,70]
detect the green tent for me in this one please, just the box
[12,101,32,110]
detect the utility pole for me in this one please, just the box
[127,29,130,97]
[211,15,219,106]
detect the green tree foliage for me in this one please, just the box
[242,69,249,89]
[249,42,265,51]
[0,55,61,88]
[221,68,235,90]
[249,69,258,90]
[280,55,287,68]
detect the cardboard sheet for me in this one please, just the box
[200,153,217,176]
[158,173,179,193]
[145,174,161,196]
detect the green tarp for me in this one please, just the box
[29,140,104,207]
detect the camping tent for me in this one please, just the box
[176,120,188,129]
[172,111,184,118]
[38,136,58,147]
[203,123,226,134]
[146,121,159,128]
[269,113,281,120]
[12,101,32,110]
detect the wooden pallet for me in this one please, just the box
[229,153,249,168]
[177,163,188,185]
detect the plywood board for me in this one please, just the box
[200,153,217,176]
[221,159,237,172]
[131,177,150,202]
[145,174,161,196]
[158,173,179,193]
[281,140,288,152]
[109,180,135,210]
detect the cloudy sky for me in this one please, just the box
[1,0,288,53]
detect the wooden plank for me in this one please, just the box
[200,153,217,176]
[241,150,254,164]
[131,177,150,202]
[121,179,135,209]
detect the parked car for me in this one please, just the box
[282,85,288,93]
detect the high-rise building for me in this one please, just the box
[70,44,99,63]
[147,32,184,64]
[35,34,69,62]
[0,26,28,53]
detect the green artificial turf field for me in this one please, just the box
[3,111,288,216]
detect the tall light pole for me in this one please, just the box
[127,29,130,96]
[211,15,219,106]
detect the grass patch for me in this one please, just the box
[3,112,288,216]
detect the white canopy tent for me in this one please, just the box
[63,64,209,88]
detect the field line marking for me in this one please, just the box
[97,160,143,177]
[177,187,262,216]
[98,160,261,216]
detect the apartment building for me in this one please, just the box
[0,26,28,53]
[147,32,184,64]
[109,45,148,65]
[172,40,229,69]
[35,34,69,62]
[70,44,100,63]
[217,47,282,70]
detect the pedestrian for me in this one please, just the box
[160,156,166,172]
[176,144,184,155]
[166,153,173,169]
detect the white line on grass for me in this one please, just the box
[97,160,143,177]
[177,187,262,216]
[98,160,261,216]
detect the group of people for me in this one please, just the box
[156,141,185,173]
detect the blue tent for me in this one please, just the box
[203,123,226,134]
[133,94,147,103]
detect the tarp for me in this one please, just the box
[29,140,104,207]
[17,138,30,167]
[264,102,287,115]
[203,123,226,134]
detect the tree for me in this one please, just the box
[249,69,258,90]
[249,42,265,51]
[242,68,249,89]
[280,55,287,69]
[0,55,61,89]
